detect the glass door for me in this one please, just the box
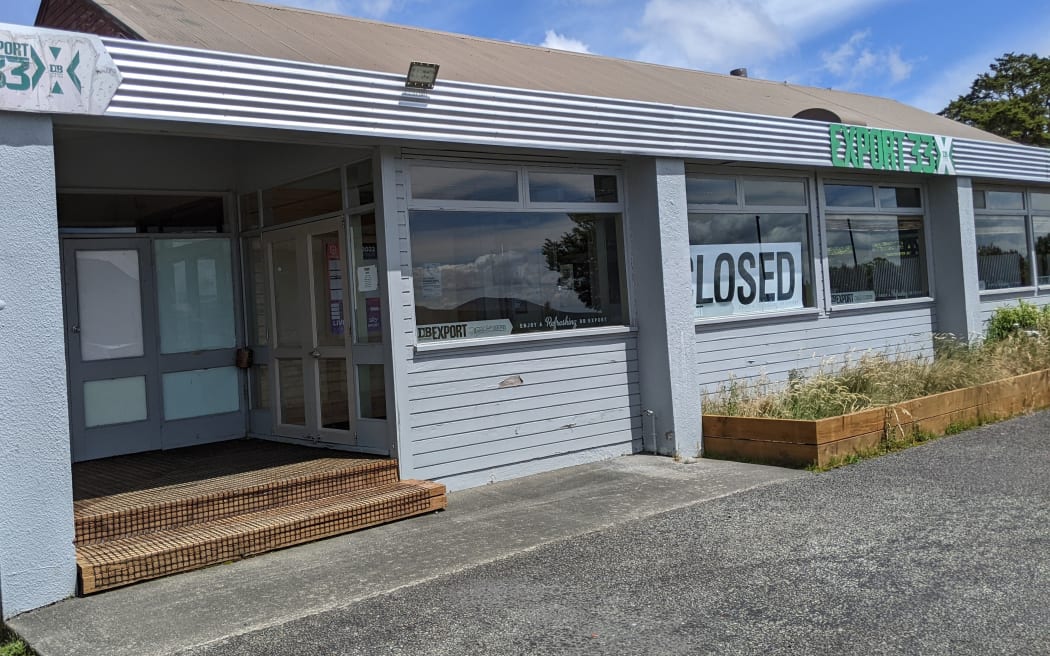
[265,218,355,445]
[62,240,161,461]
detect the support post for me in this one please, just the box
[625,157,702,458]
[0,113,77,618]
[928,176,983,340]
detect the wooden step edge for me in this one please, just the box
[76,481,446,594]
[75,461,401,546]
[74,457,401,516]
[399,479,447,501]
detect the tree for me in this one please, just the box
[542,215,599,308]
[940,53,1050,146]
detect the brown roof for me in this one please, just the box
[48,0,1008,143]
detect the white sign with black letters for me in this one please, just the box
[691,242,803,318]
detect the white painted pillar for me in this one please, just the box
[928,176,983,340]
[0,113,77,618]
[374,146,416,481]
[625,157,703,458]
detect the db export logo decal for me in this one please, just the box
[0,25,121,115]
[0,41,84,95]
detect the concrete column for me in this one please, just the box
[927,176,983,340]
[0,113,77,618]
[625,157,702,458]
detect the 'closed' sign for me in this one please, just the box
[691,243,803,318]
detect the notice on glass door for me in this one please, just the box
[357,265,378,292]
[327,242,344,335]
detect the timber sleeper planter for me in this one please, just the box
[702,369,1050,467]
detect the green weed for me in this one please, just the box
[807,427,945,473]
[0,624,33,656]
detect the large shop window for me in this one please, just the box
[972,188,1050,290]
[687,175,813,319]
[1033,192,1050,286]
[408,165,627,342]
[823,183,928,305]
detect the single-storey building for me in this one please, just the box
[1,0,1048,618]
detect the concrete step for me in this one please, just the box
[76,479,447,594]
[74,457,400,545]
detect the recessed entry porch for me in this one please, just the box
[52,124,443,592]
[55,125,392,462]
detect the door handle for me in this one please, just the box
[309,349,321,358]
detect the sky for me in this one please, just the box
[1,0,1048,113]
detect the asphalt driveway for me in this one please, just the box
[184,412,1050,655]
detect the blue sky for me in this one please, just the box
[2,0,1048,113]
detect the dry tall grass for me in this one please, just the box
[703,332,1050,420]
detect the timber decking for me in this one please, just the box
[72,440,447,594]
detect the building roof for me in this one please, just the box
[40,0,1009,144]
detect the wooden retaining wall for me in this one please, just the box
[702,369,1050,467]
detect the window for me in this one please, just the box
[410,165,519,202]
[262,169,342,225]
[823,183,928,305]
[687,174,813,318]
[972,189,1031,291]
[408,165,627,342]
[58,194,225,233]
[1034,192,1050,286]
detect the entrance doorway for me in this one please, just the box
[62,236,244,461]
[265,218,353,444]
[261,215,387,451]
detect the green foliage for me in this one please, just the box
[940,53,1050,146]
[0,624,33,656]
[807,426,945,473]
[0,640,31,656]
[985,299,1050,341]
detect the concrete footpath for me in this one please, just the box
[10,454,804,656]
[178,412,1050,656]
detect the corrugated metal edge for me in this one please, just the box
[98,38,1050,183]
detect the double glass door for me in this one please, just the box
[62,237,242,461]
[265,218,356,444]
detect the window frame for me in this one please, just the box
[405,160,630,348]
[818,177,934,312]
[686,169,820,324]
[972,185,1039,295]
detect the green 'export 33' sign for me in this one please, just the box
[829,123,956,175]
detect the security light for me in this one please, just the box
[406,61,439,89]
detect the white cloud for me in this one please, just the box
[818,30,913,90]
[414,250,592,313]
[822,30,868,76]
[540,30,592,54]
[629,0,891,73]
[885,49,912,83]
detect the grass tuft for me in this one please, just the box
[806,426,955,473]
[0,623,34,656]
[703,325,1050,421]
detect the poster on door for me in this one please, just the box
[366,297,382,338]
[326,242,344,336]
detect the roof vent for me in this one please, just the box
[729,68,748,78]
[793,108,844,123]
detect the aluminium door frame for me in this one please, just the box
[61,237,162,461]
